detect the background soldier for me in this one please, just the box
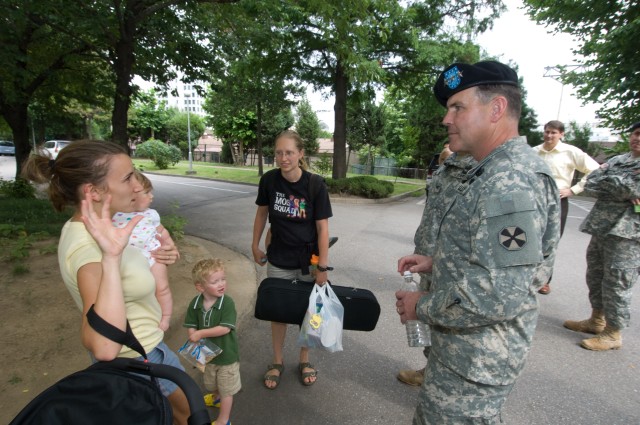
[564,122,640,350]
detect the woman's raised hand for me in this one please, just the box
[80,193,142,258]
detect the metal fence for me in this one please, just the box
[350,164,428,180]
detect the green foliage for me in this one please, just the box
[163,109,205,149]
[9,237,31,261]
[347,89,386,157]
[0,178,36,199]
[602,135,631,159]
[312,153,333,176]
[524,0,640,129]
[326,175,394,199]
[12,264,30,275]
[136,139,182,169]
[161,203,188,241]
[129,89,171,140]
[296,98,321,155]
[0,198,69,235]
[565,121,599,157]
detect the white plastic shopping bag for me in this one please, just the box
[298,283,344,352]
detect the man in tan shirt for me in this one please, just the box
[533,120,599,294]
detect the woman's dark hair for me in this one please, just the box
[21,140,128,212]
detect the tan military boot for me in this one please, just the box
[563,309,606,334]
[397,367,425,386]
[580,326,622,351]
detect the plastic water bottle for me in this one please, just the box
[402,271,431,347]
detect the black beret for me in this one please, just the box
[433,61,519,106]
[628,122,640,132]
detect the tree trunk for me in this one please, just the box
[237,140,245,166]
[3,104,31,180]
[256,100,264,176]
[332,60,348,179]
[110,26,136,152]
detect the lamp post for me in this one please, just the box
[543,64,583,121]
[185,94,196,175]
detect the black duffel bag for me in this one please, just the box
[254,278,380,331]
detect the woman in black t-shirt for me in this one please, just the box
[252,130,333,389]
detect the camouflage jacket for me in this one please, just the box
[414,153,477,257]
[580,153,640,241]
[416,137,560,386]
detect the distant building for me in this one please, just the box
[133,76,207,117]
[193,129,223,162]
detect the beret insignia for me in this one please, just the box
[444,66,463,89]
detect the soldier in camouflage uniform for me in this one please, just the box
[395,61,560,424]
[397,153,477,386]
[564,122,640,351]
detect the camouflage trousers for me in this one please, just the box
[413,358,512,425]
[586,235,640,329]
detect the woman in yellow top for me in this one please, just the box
[22,140,189,424]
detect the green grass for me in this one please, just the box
[133,159,426,196]
[0,198,71,236]
[133,159,263,185]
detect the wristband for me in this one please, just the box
[317,265,333,272]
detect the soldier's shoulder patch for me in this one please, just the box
[499,226,526,251]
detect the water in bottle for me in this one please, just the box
[402,271,431,347]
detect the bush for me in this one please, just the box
[136,139,182,169]
[0,178,36,199]
[326,176,394,199]
[312,153,332,176]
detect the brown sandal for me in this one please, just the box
[298,362,317,386]
[263,363,284,390]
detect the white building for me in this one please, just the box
[133,76,207,116]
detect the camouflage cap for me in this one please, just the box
[433,61,519,107]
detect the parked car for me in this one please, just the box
[0,140,15,156]
[43,140,71,159]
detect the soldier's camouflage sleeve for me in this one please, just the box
[580,153,640,240]
[583,154,640,201]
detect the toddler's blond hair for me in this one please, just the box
[192,258,225,285]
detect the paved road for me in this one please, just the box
[1,156,638,424]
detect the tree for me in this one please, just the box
[346,89,386,170]
[163,110,205,158]
[565,120,598,157]
[128,89,170,140]
[295,98,321,156]
[0,0,99,178]
[523,0,640,130]
[202,3,301,174]
[227,0,504,179]
[0,0,236,179]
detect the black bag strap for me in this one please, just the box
[86,304,148,359]
[308,172,324,204]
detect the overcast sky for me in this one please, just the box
[476,0,603,130]
[310,0,609,137]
